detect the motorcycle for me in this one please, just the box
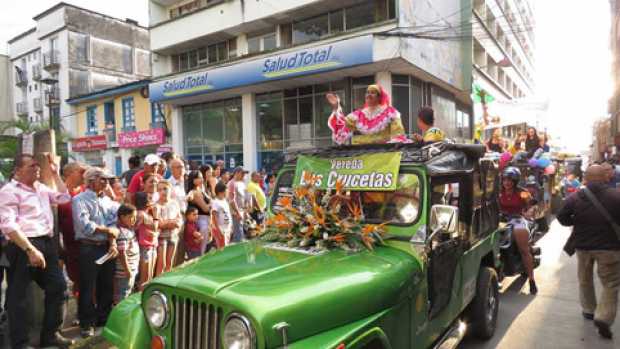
[498,214,542,279]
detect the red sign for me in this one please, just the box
[118,128,165,149]
[72,135,107,152]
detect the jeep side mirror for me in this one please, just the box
[428,205,459,241]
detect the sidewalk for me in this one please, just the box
[462,219,620,348]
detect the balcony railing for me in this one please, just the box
[16,102,28,116]
[33,98,43,112]
[45,88,60,106]
[32,65,42,81]
[43,50,60,70]
[15,71,28,87]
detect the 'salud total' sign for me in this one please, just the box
[149,35,374,102]
[293,152,403,191]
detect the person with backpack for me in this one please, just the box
[557,164,620,339]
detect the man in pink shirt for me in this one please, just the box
[0,154,75,349]
[126,154,161,204]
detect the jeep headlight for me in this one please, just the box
[223,314,255,349]
[144,291,169,329]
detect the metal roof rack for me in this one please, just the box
[284,141,487,164]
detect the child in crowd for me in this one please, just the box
[211,182,232,248]
[113,204,139,304]
[155,181,182,276]
[184,207,203,260]
[135,192,159,290]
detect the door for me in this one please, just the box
[427,179,466,319]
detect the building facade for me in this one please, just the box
[148,0,473,172]
[0,54,13,131]
[66,80,169,175]
[472,0,536,128]
[7,2,151,141]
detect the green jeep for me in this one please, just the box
[103,142,503,349]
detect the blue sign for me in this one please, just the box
[150,35,374,102]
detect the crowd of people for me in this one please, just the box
[0,152,276,348]
[484,126,551,158]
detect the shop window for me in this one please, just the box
[122,97,135,131]
[330,10,344,34]
[169,0,200,19]
[86,105,97,135]
[257,93,284,151]
[280,24,293,47]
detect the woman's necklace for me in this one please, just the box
[365,105,385,119]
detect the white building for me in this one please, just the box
[472,0,536,104]
[148,0,473,172]
[7,2,151,141]
[0,54,13,131]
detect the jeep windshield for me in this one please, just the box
[271,170,421,225]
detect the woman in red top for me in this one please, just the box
[499,167,538,294]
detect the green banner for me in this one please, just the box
[293,152,402,191]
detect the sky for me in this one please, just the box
[0,0,149,55]
[533,0,612,153]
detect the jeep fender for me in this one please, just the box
[348,327,392,349]
[102,293,150,349]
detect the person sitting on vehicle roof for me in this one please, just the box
[326,84,410,145]
[499,166,538,295]
[412,107,446,145]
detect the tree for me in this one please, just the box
[0,119,72,178]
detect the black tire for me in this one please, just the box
[469,267,499,339]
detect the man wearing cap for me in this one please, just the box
[126,154,161,204]
[72,167,120,338]
[229,167,248,242]
[0,154,75,349]
[558,164,620,339]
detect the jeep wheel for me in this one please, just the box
[469,267,499,339]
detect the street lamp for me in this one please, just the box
[40,77,58,131]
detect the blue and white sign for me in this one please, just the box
[150,35,374,102]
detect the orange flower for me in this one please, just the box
[362,224,376,235]
[348,202,363,220]
[294,187,309,200]
[277,196,293,209]
[335,179,344,194]
[303,171,316,186]
[330,233,347,243]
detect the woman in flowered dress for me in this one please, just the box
[326,84,409,145]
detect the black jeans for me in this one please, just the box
[5,236,67,349]
[78,243,115,329]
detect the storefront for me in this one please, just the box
[150,34,471,171]
[71,135,108,166]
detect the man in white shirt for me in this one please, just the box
[228,167,248,242]
[167,158,187,213]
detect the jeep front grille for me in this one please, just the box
[172,295,222,349]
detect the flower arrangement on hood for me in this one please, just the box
[259,172,386,252]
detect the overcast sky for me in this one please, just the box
[0,0,149,55]
[534,1,612,153]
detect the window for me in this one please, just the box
[104,102,115,128]
[151,103,165,127]
[122,97,135,130]
[345,0,390,30]
[248,31,277,54]
[170,0,200,18]
[172,39,232,72]
[86,106,97,135]
[293,13,329,44]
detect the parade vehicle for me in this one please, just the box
[103,142,505,349]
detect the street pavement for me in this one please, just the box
[461,219,620,349]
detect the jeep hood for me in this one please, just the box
[150,242,420,347]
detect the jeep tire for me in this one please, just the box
[469,267,499,339]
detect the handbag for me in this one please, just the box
[582,187,620,240]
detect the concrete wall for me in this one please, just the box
[397,0,471,91]
[0,55,13,126]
